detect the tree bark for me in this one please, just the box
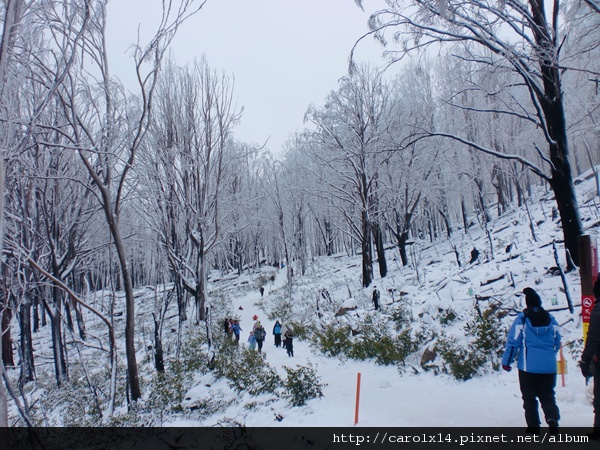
[529,0,584,268]
[372,222,387,278]
[18,295,35,384]
[361,210,373,287]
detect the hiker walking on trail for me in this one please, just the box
[254,322,266,352]
[372,286,380,310]
[580,275,600,440]
[502,287,561,435]
[284,329,294,357]
[223,318,230,336]
[273,320,282,347]
[231,320,242,343]
[247,331,257,350]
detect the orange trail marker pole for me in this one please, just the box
[354,372,361,426]
[559,346,566,387]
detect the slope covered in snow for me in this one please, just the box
[6,169,599,431]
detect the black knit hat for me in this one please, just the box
[594,274,600,299]
[523,287,542,309]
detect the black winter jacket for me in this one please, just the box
[582,299,600,370]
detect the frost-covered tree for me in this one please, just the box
[33,0,204,403]
[357,0,585,267]
[143,57,240,326]
[305,64,397,287]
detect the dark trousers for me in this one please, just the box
[593,364,600,428]
[257,339,264,351]
[274,334,281,347]
[285,339,293,356]
[518,370,560,427]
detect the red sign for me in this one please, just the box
[583,295,595,323]
[580,235,598,340]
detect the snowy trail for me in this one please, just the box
[180,268,597,428]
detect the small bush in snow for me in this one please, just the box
[465,304,507,369]
[213,344,281,395]
[436,304,507,379]
[349,333,413,365]
[313,325,352,357]
[348,314,419,365]
[438,308,458,326]
[436,336,487,381]
[148,364,187,412]
[269,296,293,324]
[282,362,326,407]
[390,303,413,330]
[180,327,210,373]
[288,321,308,339]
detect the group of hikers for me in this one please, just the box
[223,317,295,357]
[221,277,600,437]
[501,282,600,438]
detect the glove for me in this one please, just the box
[502,365,512,372]
[580,360,593,378]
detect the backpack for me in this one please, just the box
[255,327,265,341]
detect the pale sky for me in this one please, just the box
[106,0,389,153]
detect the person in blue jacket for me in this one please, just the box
[231,320,242,344]
[502,287,561,434]
[273,320,282,347]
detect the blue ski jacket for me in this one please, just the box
[502,308,561,374]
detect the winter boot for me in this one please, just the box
[587,428,600,440]
[547,419,559,435]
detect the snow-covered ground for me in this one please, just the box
[6,169,600,433]
[170,267,595,428]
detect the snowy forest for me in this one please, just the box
[0,0,600,432]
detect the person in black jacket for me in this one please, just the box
[372,286,380,311]
[580,275,600,440]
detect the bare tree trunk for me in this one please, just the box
[461,198,469,233]
[43,299,68,386]
[0,264,13,367]
[361,210,373,287]
[297,209,307,276]
[18,295,35,384]
[113,229,141,401]
[153,314,165,373]
[372,222,387,278]
[1,305,13,367]
[193,231,208,323]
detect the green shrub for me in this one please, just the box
[282,362,326,407]
[436,337,486,381]
[313,314,420,365]
[313,325,352,357]
[287,321,308,340]
[348,332,417,366]
[213,344,281,395]
[390,303,413,330]
[436,304,507,379]
[268,297,293,324]
[352,314,420,365]
[438,308,458,326]
[180,327,210,373]
[147,363,187,412]
[465,304,508,370]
